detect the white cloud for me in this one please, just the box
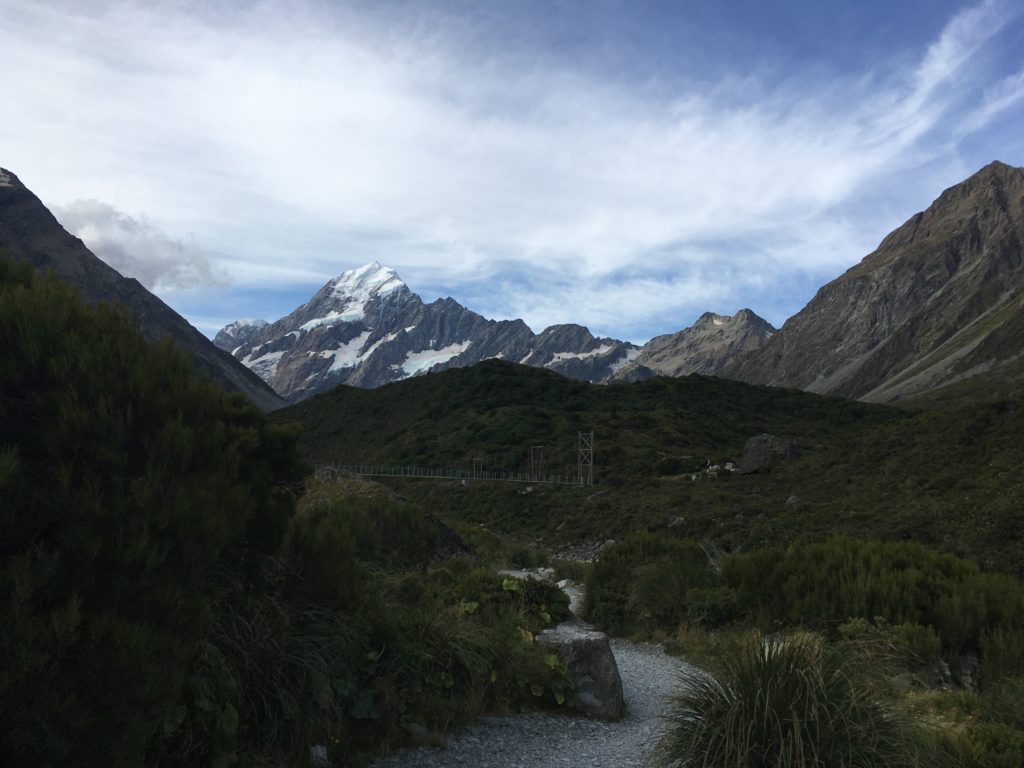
[52,200,228,292]
[1,0,1021,340]
[956,66,1024,137]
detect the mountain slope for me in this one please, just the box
[723,161,1024,403]
[217,262,638,401]
[611,309,776,381]
[0,167,284,411]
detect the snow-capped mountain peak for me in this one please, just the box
[303,262,411,328]
[330,261,406,300]
[214,264,638,401]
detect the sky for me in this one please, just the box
[3,0,1024,343]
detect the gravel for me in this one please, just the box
[371,637,694,768]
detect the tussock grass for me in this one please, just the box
[659,633,957,768]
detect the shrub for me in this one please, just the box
[721,536,1024,668]
[0,261,305,767]
[585,533,715,635]
[660,633,957,768]
[959,723,1024,768]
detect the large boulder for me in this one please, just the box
[738,433,799,473]
[537,622,624,720]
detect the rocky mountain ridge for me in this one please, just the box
[722,160,1024,402]
[0,167,284,411]
[216,262,641,401]
[611,309,776,382]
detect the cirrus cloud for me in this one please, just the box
[2,0,1023,340]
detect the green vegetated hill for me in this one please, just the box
[278,358,892,474]
[277,359,1024,574]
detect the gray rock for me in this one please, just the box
[310,744,332,767]
[737,433,799,473]
[956,654,981,691]
[537,623,624,721]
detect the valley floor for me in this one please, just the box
[371,637,692,768]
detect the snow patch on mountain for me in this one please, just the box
[361,331,400,360]
[0,169,13,188]
[321,331,372,372]
[547,344,614,365]
[243,349,285,378]
[300,310,349,332]
[402,341,473,377]
[610,347,641,373]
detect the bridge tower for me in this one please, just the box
[577,431,593,486]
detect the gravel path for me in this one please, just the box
[371,636,694,768]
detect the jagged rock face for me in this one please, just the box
[521,324,640,382]
[723,161,1024,402]
[0,167,284,411]
[218,263,640,401]
[611,309,776,381]
[214,319,268,352]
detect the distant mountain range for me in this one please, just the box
[0,167,284,411]
[214,262,642,401]
[7,158,1022,410]
[219,161,1024,406]
[722,160,1024,403]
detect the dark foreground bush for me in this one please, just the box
[660,633,956,768]
[0,259,305,766]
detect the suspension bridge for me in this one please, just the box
[317,431,595,487]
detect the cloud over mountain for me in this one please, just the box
[53,199,227,293]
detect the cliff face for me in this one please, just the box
[722,161,1024,402]
[0,167,285,411]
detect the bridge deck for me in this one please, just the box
[319,463,588,486]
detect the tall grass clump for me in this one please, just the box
[660,633,956,768]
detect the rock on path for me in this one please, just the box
[371,638,693,768]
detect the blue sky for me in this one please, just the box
[2,0,1023,342]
